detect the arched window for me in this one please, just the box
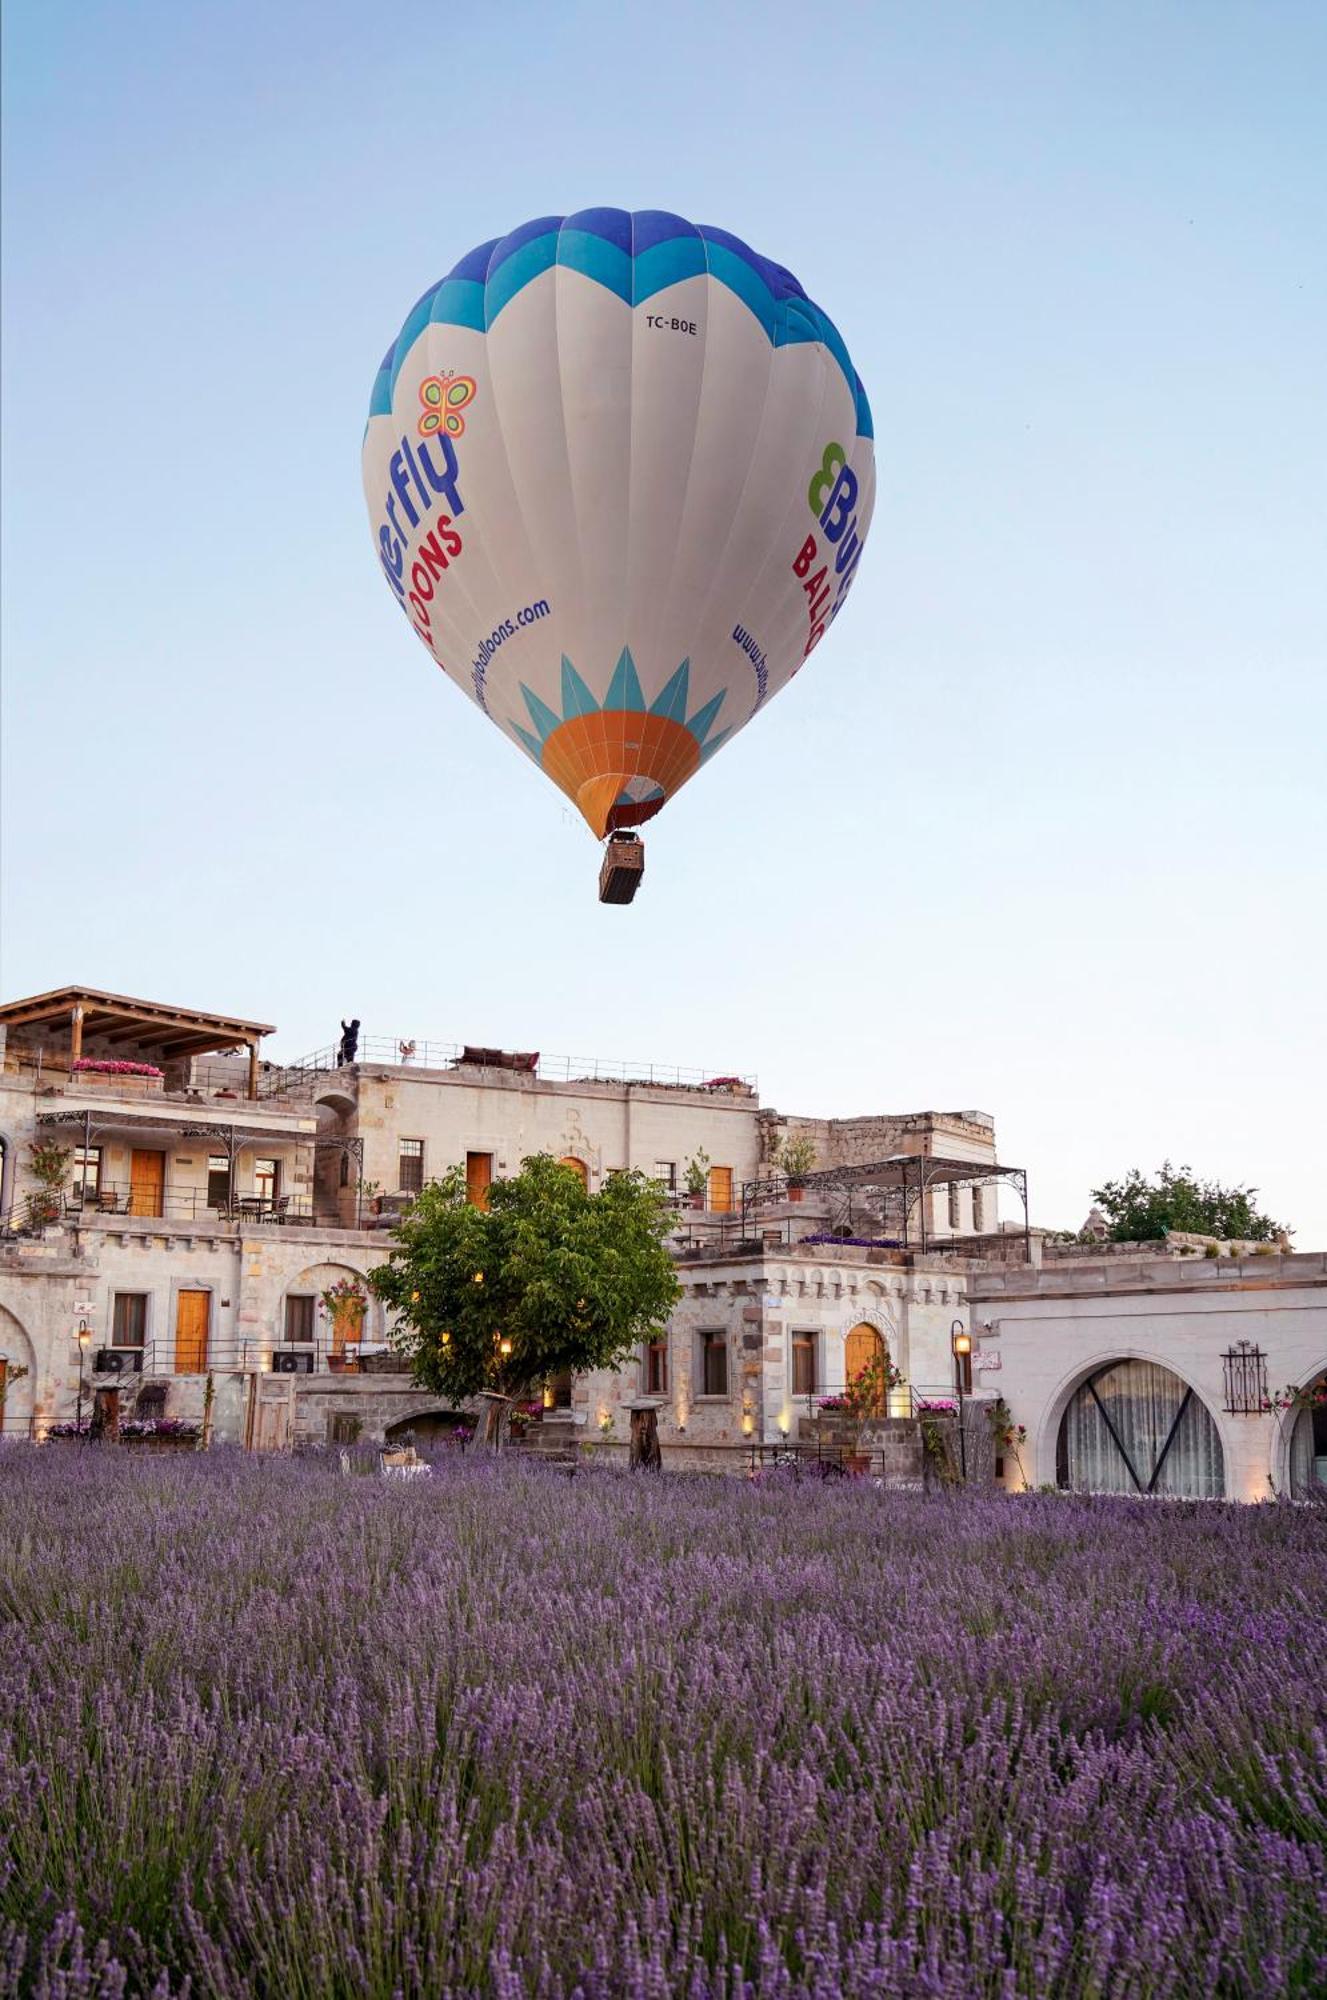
[1288,1373,1327,1497]
[1056,1359,1224,1498]
[558,1156,589,1190]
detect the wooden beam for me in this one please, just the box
[69,1005,84,1065]
[247,1041,259,1100]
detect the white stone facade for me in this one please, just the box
[969,1250,1327,1502]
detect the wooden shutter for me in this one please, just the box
[707,1165,733,1213]
[466,1152,493,1208]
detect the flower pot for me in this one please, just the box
[786,1182,804,1203]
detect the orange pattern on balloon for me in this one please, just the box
[539,712,701,837]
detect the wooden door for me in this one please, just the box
[708,1165,733,1213]
[130,1149,165,1217]
[252,1380,294,1451]
[558,1155,589,1190]
[329,1296,364,1356]
[466,1152,493,1208]
[174,1290,209,1374]
[845,1324,886,1411]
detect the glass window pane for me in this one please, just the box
[703,1334,727,1398]
[284,1295,315,1343]
[792,1333,816,1396]
[112,1293,147,1345]
[1058,1359,1224,1498]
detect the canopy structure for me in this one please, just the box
[741,1154,1030,1256]
[0,986,274,1097]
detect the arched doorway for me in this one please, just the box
[385,1410,468,1445]
[1056,1359,1224,1498]
[1288,1372,1327,1497]
[844,1323,887,1414]
[558,1156,589,1190]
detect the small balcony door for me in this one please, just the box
[707,1165,733,1213]
[174,1290,210,1373]
[466,1152,493,1208]
[130,1149,165,1217]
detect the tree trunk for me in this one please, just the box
[629,1404,662,1471]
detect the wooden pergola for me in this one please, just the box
[0,986,275,1099]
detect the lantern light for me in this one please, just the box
[499,1338,513,1357]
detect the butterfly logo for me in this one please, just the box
[418,373,477,439]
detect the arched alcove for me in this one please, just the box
[1056,1358,1225,1498]
[0,1304,38,1439]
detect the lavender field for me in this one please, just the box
[1,1452,1325,1998]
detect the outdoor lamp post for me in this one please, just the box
[951,1320,971,1481]
[76,1320,90,1438]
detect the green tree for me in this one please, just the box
[1090,1161,1287,1243]
[368,1156,681,1427]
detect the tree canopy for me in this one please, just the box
[1090,1161,1287,1243]
[368,1154,681,1404]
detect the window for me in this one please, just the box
[253,1157,280,1202]
[558,1155,589,1189]
[700,1331,728,1398]
[792,1331,817,1397]
[71,1146,102,1202]
[972,1186,985,1232]
[398,1139,424,1194]
[708,1165,733,1213]
[644,1337,668,1395]
[284,1296,315,1344]
[1056,1360,1224,1498]
[207,1155,232,1209]
[466,1152,493,1208]
[112,1293,147,1347]
[948,1182,960,1230]
[652,1162,677,1192]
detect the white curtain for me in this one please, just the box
[1289,1384,1327,1496]
[1061,1360,1224,1499]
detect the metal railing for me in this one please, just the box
[43,1182,335,1228]
[262,1037,756,1097]
[789,1383,972,1424]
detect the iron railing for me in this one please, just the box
[25,1181,333,1228]
[262,1037,755,1096]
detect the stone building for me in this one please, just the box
[0,987,1006,1465]
[1,984,1323,1501]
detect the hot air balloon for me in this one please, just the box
[363,209,874,902]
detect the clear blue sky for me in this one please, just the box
[3,1,1324,1241]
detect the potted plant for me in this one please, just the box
[26,1141,71,1226]
[839,1350,905,1474]
[684,1149,711,1211]
[984,1396,1028,1485]
[321,1277,369,1362]
[780,1133,817,1201]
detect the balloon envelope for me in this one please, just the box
[363,209,874,838]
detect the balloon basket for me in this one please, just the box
[599,832,645,905]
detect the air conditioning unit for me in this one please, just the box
[94,1348,143,1375]
[272,1349,314,1375]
